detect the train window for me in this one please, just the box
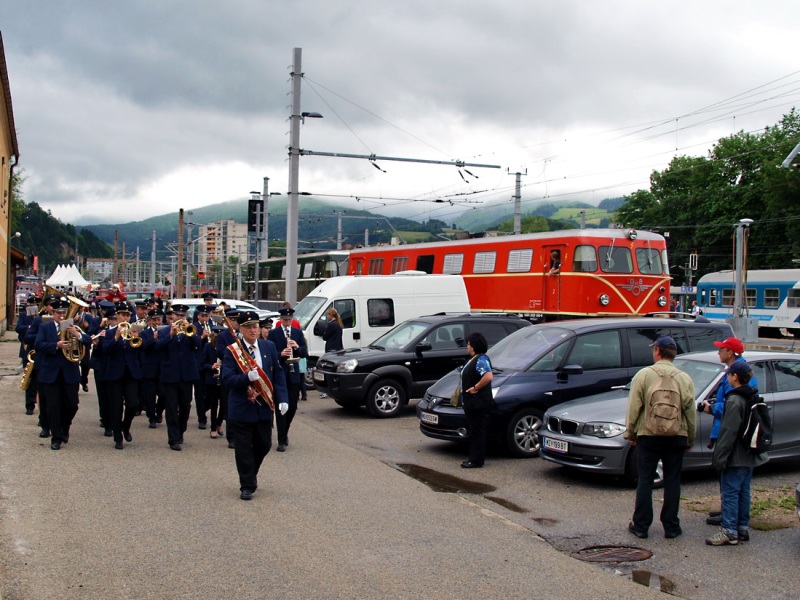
[416,255,434,274]
[773,360,800,393]
[507,249,533,272]
[443,254,464,274]
[473,251,496,274]
[368,258,384,275]
[572,245,597,272]
[390,257,408,273]
[764,288,780,308]
[598,246,633,274]
[367,298,395,328]
[746,289,757,308]
[788,289,800,308]
[721,289,734,307]
[635,248,663,274]
[709,289,717,307]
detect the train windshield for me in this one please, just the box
[487,326,574,371]
[294,295,328,329]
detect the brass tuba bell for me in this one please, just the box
[60,296,89,363]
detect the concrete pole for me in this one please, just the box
[150,230,157,291]
[177,210,184,298]
[513,171,523,235]
[286,47,302,305]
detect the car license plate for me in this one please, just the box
[313,370,325,382]
[544,437,568,453]
[419,412,438,425]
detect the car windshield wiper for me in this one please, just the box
[369,344,385,350]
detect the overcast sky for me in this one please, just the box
[2,1,798,227]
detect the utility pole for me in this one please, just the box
[177,209,184,298]
[150,230,157,291]
[729,218,758,341]
[509,170,526,235]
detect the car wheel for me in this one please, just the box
[365,379,406,418]
[505,408,544,457]
[623,448,665,488]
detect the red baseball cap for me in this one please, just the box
[713,337,744,355]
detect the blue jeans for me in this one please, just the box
[720,466,752,535]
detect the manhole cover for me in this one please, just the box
[572,545,652,563]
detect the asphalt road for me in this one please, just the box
[1,332,798,599]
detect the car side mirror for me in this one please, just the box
[416,341,432,356]
[561,364,583,375]
[313,321,326,337]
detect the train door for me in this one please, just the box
[543,245,565,314]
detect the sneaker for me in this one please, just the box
[738,530,750,542]
[706,529,738,546]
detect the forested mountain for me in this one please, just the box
[614,109,800,282]
[11,200,113,273]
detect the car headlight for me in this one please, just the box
[336,359,358,373]
[582,422,625,438]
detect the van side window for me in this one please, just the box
[566,330,622,370]
[332,299,356,329]
[627,328,673,367]
[367,299,395,327]
[681,328,724,352]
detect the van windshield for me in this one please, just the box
[294,296,328,329]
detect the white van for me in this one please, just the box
[293,272,470,364]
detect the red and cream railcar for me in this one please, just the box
[347,229,670,318]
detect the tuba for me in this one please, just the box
[19,350,36,391]
[60,296,89,363]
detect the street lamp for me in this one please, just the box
[286,47,323,305]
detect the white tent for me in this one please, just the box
[46,263,89,288]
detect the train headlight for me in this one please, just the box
[657,295,667,307]
[627,229,638,240]
[599,294,610,306]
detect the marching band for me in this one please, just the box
[16,290,292,496]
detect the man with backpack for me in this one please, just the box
[625,336,696,539]
[706,361,769,546]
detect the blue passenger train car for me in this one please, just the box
[696,269,800,335]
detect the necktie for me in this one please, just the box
[248,344,256,358]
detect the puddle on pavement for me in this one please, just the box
[629,569,677,594]
[485,495,528,513]
[395,463,496,494]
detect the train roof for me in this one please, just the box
[697,269,800,284]
[349,228,665,254]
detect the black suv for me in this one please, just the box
[417,317,733,457]
[313,313,531,418]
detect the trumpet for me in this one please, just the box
[173,318,196,337]
[118,321,143,348]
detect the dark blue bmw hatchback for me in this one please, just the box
[417,317,732,457]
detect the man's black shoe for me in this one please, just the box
[149,421,157,429]
[738,530,750,542]
[82,384,89,392]
[198,422,207,430]
[50,441,61,450]
[104,428,113,437]
[461,460,483,468]
[277,443,287,452]
[115,442,124,450]
[706,514,723,526]
[664,529,682,539]
[123,431,132,442]
[99,419,105,428]
[39,428,50,438]
[708,510,721,518]
[25,408,34,415]
[628,522,648,539]
[240,489,253,501]
[169,443,181,451]
[156,416,163,424]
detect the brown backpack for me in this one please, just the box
[645,366,682,436]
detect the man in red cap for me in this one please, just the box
[698,336,759,526]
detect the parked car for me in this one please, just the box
[313,313,531,418]
[796,482,800,521]
[167,298,278,322]
[540,350,800,484]
[417,317,733,457]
